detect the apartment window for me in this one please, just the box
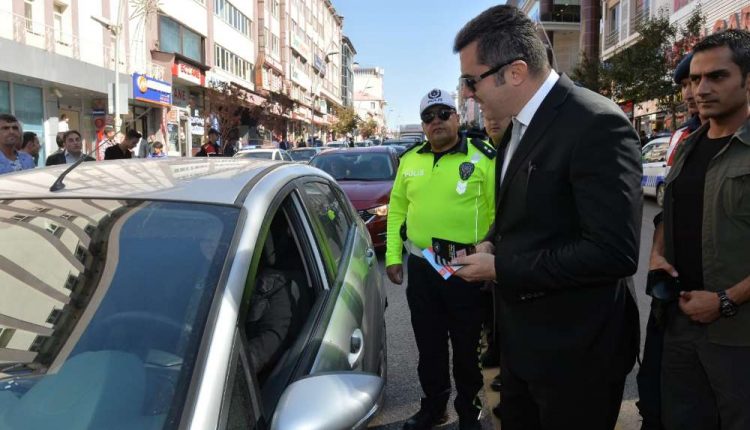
[46,308,63,325]
[24,0,33,31]
[0,328,16,348]
[609,4,620,35]
[272,34,280,56]
[159,16,205,63]
[214,0,252,38]
[271,0,280,18]
[214,44,254,82]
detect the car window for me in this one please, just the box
[281,151,292,161]
[225,350,258,430]
[237,152,273,160]
[644,143,668,163]
[300,181,351,282]
[310,153,395,181]
[0,199,239,430]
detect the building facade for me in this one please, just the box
[517,0,584,75]
[352,64,385,139]
[0,0,356,162]
[340,35,356,108]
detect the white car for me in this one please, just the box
[324,141,349,149]
[641,137,670,206]
[234,148,293,161]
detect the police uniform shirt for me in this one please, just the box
[385,136,496,267]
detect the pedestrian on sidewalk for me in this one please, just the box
[452,5,642,430]
[96,125,116,161]
[636,50,704,430]
[385,88,496,430]
[105,129,141,160]
[46,130,95,165]
[20,131,41,165]
[0,114,35,174]
[649,29,750,430]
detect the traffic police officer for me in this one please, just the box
[386,88,496,430]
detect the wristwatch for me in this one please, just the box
[717,290,738,317]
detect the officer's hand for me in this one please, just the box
[386,264,403,285]
[649,253,678,277]
[475,241,495,255]
[452,253,496,283]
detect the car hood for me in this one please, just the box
[338,180,393,210]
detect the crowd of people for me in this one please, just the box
[386,5,749,430]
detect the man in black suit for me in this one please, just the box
[452,6,642,430]
[45,130,95,166]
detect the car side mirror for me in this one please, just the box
[269,372,384,430]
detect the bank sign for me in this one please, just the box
[132,74,172,107]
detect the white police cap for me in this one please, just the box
[419,88,456,115]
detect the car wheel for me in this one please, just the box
[656,184,665,207]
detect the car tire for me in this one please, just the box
[656,183,665,207]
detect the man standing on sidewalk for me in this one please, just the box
[649,29,750,430]
[453,5,641,429]
[385,88,496,430]
[0,114,35,174]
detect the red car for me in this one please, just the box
[310,146,399,249]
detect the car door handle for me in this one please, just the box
[365,248,375,267]
[347,328,364,369]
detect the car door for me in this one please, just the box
[297,179,385,377]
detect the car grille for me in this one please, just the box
[358,210,375,224]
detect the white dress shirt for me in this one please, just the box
[500,69,560,182]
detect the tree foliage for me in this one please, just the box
[359,118,379,139]
[331,106,359,137]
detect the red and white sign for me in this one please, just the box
[172,61,205,86]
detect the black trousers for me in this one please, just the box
[497,361,626,430]
[405,255,483,420]
[661,305,750,430]
[636,300,666,430]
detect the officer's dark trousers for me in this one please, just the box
[636,301,666,430]
[661,305,750,430]
[405,255,483,420]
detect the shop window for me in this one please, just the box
[0,81,9,113]
[13,84,44,163]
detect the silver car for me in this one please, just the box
[0,158,386,430]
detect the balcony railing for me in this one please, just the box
[604,28,621,50]
[0,11,80,60]
[539,4,580,23]
[630,7,650,33]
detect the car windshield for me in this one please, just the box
[290,149,317,161]
[235,151,273,159]
[0,200,239,430]
[311,153,394,181]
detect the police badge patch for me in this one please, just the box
[459,162,475,180]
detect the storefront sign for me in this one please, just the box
[712,6,750,33]
[172,86,190,108]
[132,73,172,107]
[173,61,205,86]
[190,116,205,135]
[619,100,634,120]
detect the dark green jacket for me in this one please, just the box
[663,118,750,346]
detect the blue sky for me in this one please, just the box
[334,0,507,128]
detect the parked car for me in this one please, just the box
[382,139,420,155]
[234,148,293,161]
[641,136,670,206]
[288,147,327,163]
[324,140,349,149]
[310,146,398,250]
[0,158,386,430]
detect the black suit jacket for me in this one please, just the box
[45,152,95,166]
[491,75,642,382]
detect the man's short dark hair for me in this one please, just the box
[22,132,37,148]
[693,29,750,81]
[152,141,163,149]
[0,113,18,124]
[56,132,65,148]
[208,128,219,136]
[62,130,81,142]
[454,5,549,79]
[126,129,142,140]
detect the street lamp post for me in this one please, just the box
[92,0,124,132]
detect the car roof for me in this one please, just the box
[236,148,278,153]
[315,146,394,155]
[0,158,306,205]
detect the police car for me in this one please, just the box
[641,137,670,206]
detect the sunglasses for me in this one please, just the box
[460,57,525,92]
[421,108,455,124]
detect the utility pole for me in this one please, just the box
[92,0,124,132]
